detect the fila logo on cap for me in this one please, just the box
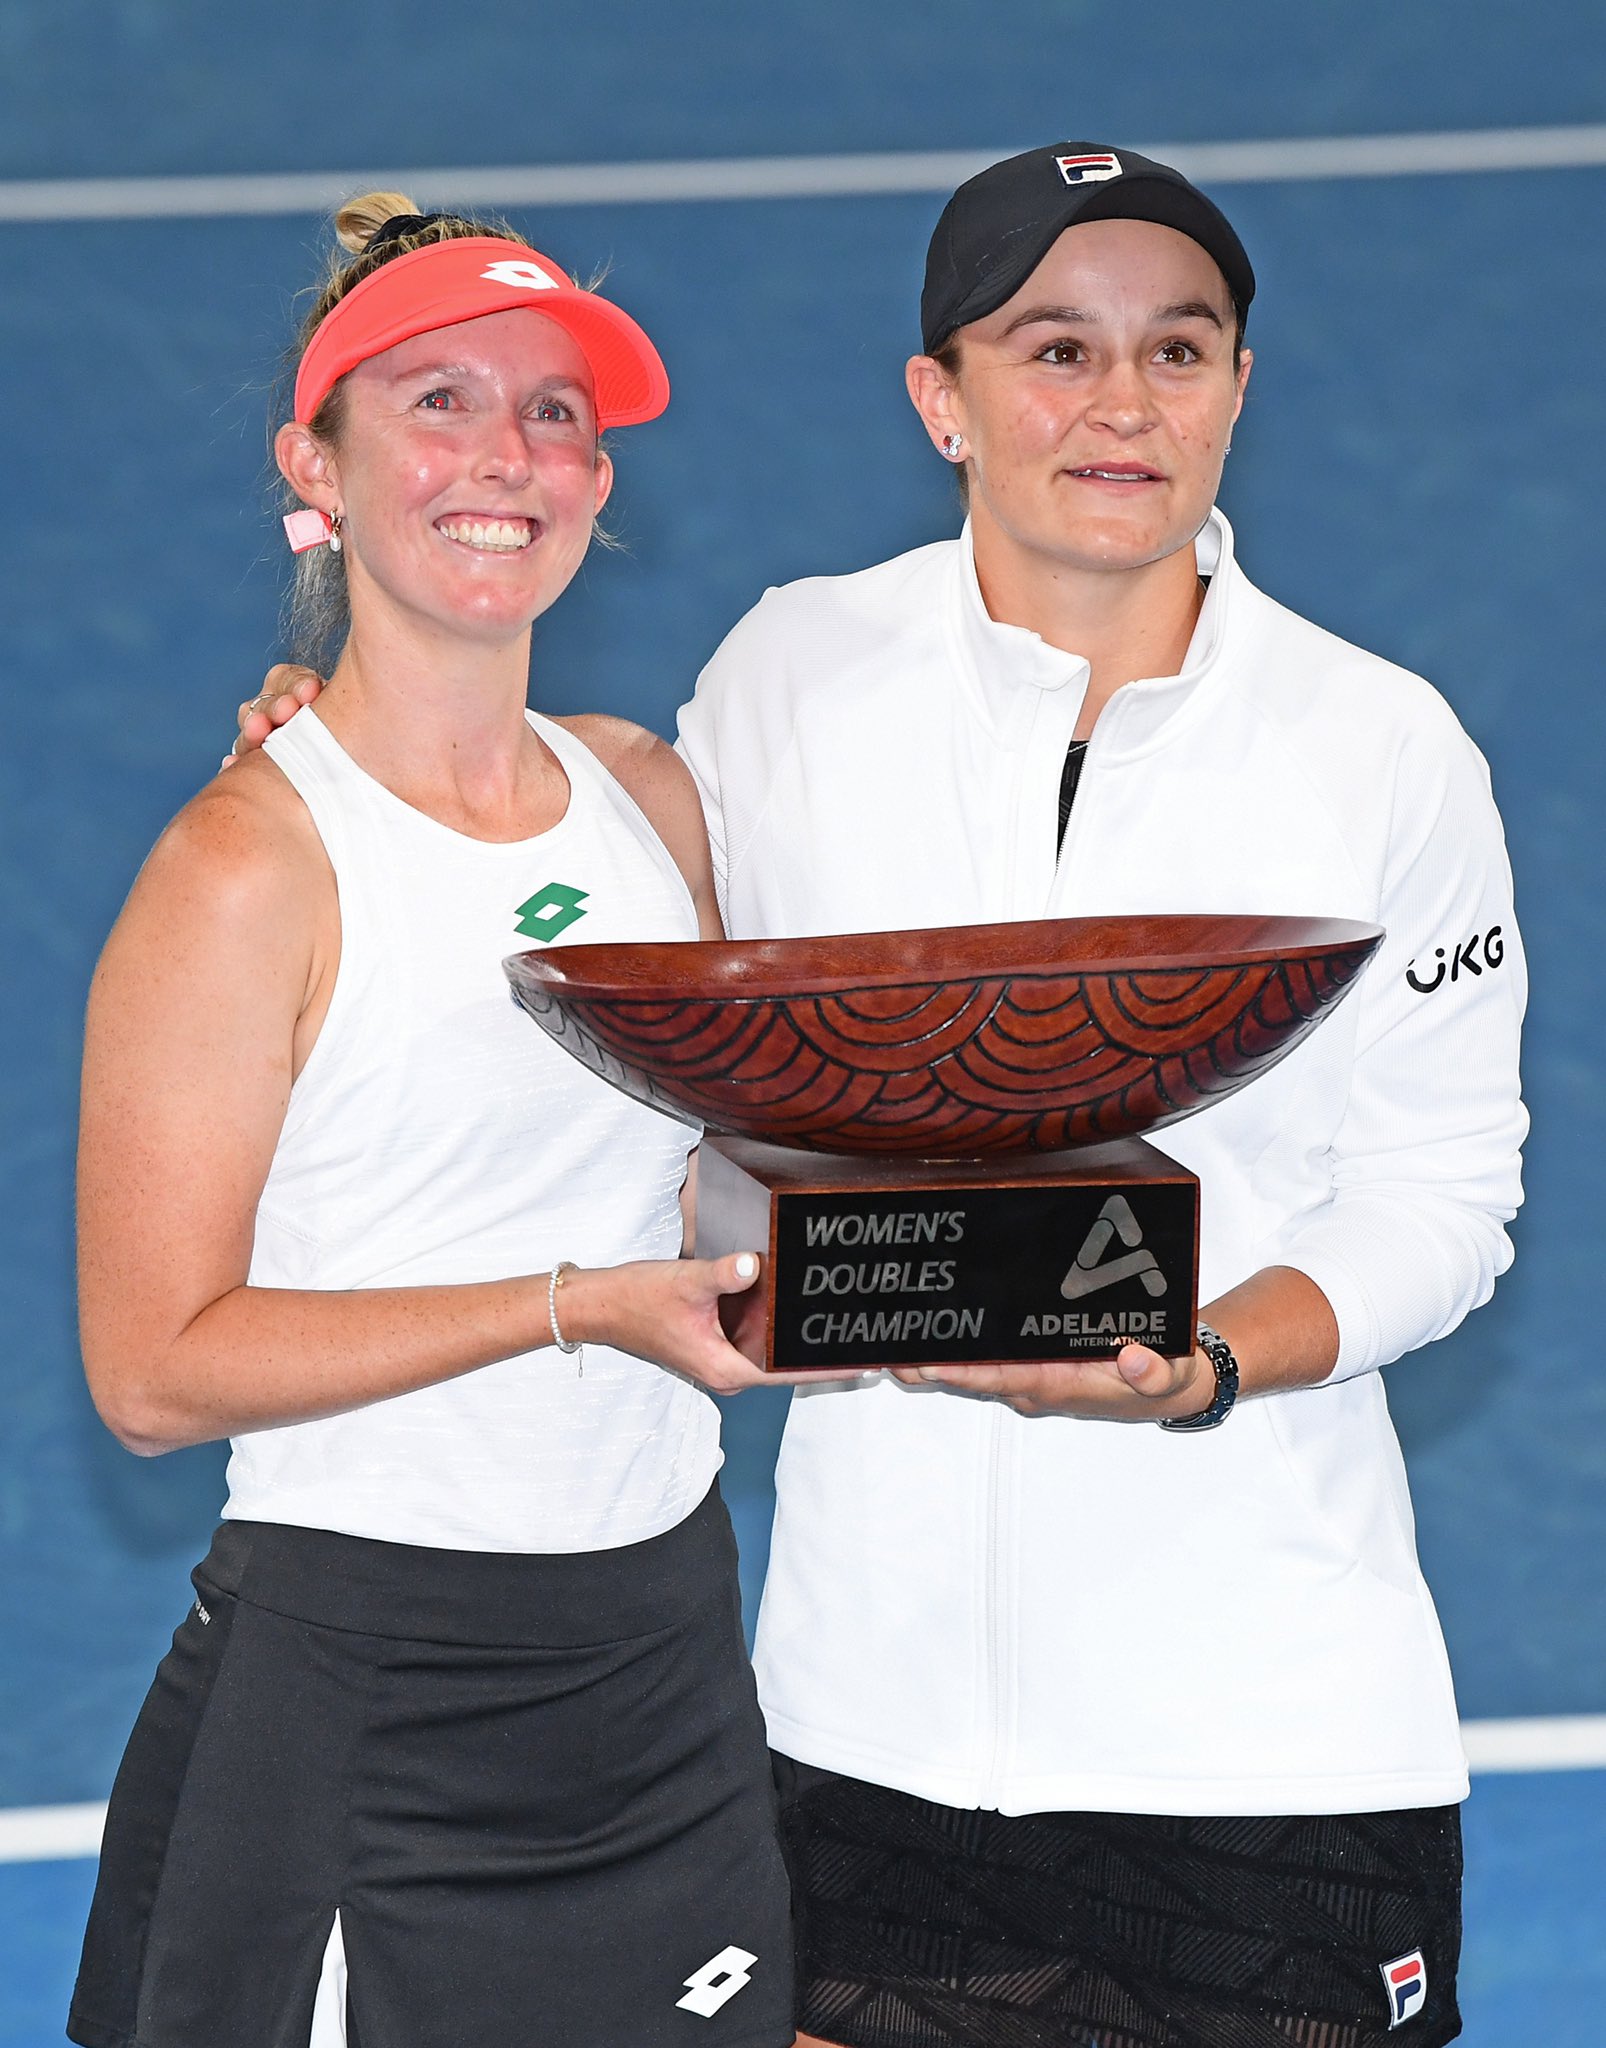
[1380,1950,1428,2028]
[675,1946,757,2017]
[1061,1194,1166,1301]
[481,258,562,292]
[1056,151,1123,186]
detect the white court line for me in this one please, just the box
[0,1802,106,1863]
[2,124,1604,223]
[2,1716,1604,1864]
[1459,1714,1606,1774]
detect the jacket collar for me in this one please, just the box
[949,507,1240,756]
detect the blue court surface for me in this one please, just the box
[2,2,1603,2041]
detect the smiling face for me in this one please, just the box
[277,305,612,651]
[908,217,1250,582]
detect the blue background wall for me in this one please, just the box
[2,3,1602,2039]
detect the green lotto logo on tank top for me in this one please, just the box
[513,883,590,941]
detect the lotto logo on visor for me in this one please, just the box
[1056,151,1123,185]
[1380,1950,1428,2028]
[479,258,562,292]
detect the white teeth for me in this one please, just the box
[438,518,533,551]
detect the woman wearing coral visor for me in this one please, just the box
[69,195,825,2048]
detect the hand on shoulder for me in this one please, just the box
[226,664,325,766]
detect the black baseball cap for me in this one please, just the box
[920,143,1255,356]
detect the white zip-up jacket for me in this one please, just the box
[677,510,1526,1816]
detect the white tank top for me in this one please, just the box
[223,707,719,1553]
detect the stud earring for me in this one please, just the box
[942,433,964,458]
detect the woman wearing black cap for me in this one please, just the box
[684,141,1520,2048]
[242,146,1523,2048]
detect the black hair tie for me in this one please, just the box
[365,211,449,252]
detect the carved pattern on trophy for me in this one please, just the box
[505,915,1384,1158]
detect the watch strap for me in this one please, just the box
[1158,1320,1239,1431]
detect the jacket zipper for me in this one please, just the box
[979,1403,1009,1805]
[982,697,1091,1804]
[1052,726,1099,901]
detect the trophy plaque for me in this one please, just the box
[505,915,1383,1372]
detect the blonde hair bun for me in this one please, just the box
[333,191,422,256]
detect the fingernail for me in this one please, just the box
[734,1253,758,1279]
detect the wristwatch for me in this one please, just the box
[1158,1321,1240,1431]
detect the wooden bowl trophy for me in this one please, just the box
[505,916,1382,1371]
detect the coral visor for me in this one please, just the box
[292,237,670,429]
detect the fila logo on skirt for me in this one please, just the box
[1381,1949,1428,2027]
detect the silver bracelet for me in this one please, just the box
[548,1261,584,1376]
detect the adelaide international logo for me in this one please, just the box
[1061,1194,1167,1301]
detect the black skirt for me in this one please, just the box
[69,1486,793,2048]
[776,1754,1463,2048]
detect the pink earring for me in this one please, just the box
[281,509,344,554]
[283,508,332,554]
